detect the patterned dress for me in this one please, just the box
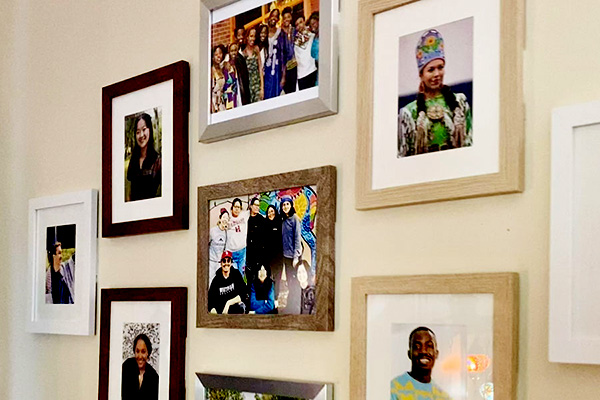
[398,92,472,157]
[222,63,240,110]
[211,66,226,113]
[245,51,261,103]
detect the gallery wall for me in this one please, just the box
[2,0,600,399]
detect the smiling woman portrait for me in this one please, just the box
[398,28,473,158]
[121,333,159,400]
[125,111,162,202]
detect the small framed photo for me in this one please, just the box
[199,0,338,142]
[350,273,519,400]
[197,166,336,331]
[102,61,190,237]
[98,287,187,400]
[549,100,600,364]
[27,189,98,335]
[195,373,333,399]
[355,0,525,209]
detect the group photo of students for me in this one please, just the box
[206,186,318,315]
[210,0,320,113]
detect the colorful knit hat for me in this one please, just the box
[416,29,445,71]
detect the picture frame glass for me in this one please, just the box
[367,293,494,399]
[371,0,500,190]
[209,0,321,123]
[206,184,318,316]
[111,80,174,224]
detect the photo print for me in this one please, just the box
[205,388,308,399]
[207,185,318,316]
[45,224,76,304]
[397,18,473,158]
[121,322,161,400]
[124,107,163,202]
[210,0,321,114]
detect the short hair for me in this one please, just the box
[250,197,260,206]
[133,333,153,356]
[231,198,243,209]
[308,11,319,22]
[270,8,280,18]
[46,241,61,265]
[282,6,292,17]
[408,326,436,349]
[293,13,305,26]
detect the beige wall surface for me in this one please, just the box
[3,0,600,398]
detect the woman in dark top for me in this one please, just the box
[264,204,283,295]
[127,113,161,201]
[280,196,302,314]
[122,333,159,400]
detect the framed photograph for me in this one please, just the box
[98,287,187,400]
[195,373,333,399]
[27,189,98,335]
[102,60,190,237]
[355,0,525,209]
[199,0,338,142]
[350,273,519,400]
[549,100,600,364]
[197,166,335,331]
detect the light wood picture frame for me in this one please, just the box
[350,273,519,400]
[197,166,336,331]
[355,0,525,209]
[199,0,339,142]
[27,189,98,335]
[549,100,600,364]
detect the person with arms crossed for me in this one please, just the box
[208,251,247,314]
[390,326,453,400]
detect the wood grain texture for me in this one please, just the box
[98,287,188,400]
[355,0,525,209]
[102,60,190,237]
[196,166,336,331]
[349,273,519,400]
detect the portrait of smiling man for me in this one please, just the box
[390,326,453,400]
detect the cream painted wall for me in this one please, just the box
[3,0,600,398]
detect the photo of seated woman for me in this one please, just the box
[209,0,320,115]
[124,108,162,202]
[397,18,473,158]
[207,186,318,315]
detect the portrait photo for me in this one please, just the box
[124,107,163,203]
[207,185,318,316]
[98,287,187,400]
[45,224,76,304]
[210,0,321,117]
[350,274,519,400]
[195,373,332,400]
[397,18,473,158]
[197,166,336,331]
[28,190,98,335]
[356,0,525,209]
[102,61,189,237]
[121,322,161,400]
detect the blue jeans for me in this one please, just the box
[231,247,246,279]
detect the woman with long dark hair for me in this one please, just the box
[211,44,226,113]
[127,113,161,201]
[398,29,472,157]
[280,196,302,314]
[264,204,283,295]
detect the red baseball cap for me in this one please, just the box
[221,251,233,261]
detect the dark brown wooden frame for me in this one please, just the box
[197,166,336,331]
[98,287,188,400]
[102,61,190,237]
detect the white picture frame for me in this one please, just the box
[199,0,339,142]
[27,189,98,335]
[549,100,600,364]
